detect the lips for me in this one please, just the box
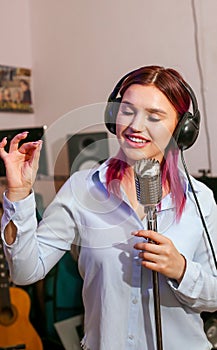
[125,134,150,147]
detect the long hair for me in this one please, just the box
[106,65,191,220]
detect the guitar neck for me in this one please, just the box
[0,238,11,311]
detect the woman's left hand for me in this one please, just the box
[133,230,186,284]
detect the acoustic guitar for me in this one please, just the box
[0,237,43,350]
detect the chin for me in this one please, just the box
[122,149,149,164]
[123,149,163,165]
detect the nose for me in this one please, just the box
[129,112,146,132]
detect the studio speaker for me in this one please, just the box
[67,132,109,174]
[195,176,217,204]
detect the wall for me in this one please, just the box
[0,0,217,206]
[29,0,216,178]
[0,0,35,128]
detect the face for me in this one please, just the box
[20,81,28,91]
[116,84,178,164]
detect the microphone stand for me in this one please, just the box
[146,206,163,350]
[134,157,163,349]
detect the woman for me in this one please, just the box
[0,66,217,350]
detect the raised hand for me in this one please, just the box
[0,131,43,201]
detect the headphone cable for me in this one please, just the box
[191,0,212,174]
[181,149,217,271]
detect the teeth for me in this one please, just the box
[128,136,147,143]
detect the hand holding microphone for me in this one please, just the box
[133,229,186,283]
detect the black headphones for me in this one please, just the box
[104,68,201,151]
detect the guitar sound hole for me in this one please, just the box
[2,306,14,318]
[0,305,17,325]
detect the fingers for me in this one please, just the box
[19,140,42,155]
[0,131,30,155]
[0,136,8,147]
[9,131,29,152]
[133,230,172,255]
[0,131,43,167]
[132,229,185,280]
[28,140,43,168]
[18,140,43,170]
[136,241,160,255]
[133,231,163,264]
[132,229,164,244]
[0,137,8,160]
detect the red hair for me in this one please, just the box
[106,66,190,220]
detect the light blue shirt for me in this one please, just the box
[1,160,217,350]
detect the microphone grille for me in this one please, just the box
[134,158,162,206]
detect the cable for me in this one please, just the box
[181,150,217,271]
[191,0,212,174]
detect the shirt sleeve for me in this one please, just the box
[168,198,217,313]
[1,179,78,286]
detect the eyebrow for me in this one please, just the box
[146,107,167,115]
[121,100,167,115]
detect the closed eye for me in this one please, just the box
[119,103,136,116]
[121,110,134,116]
[147,114,161,122]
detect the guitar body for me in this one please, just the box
[0,286,43,350]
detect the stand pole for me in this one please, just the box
[146,208,163,350]
[152,271,163,350]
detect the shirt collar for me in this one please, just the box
[90,159,202,210]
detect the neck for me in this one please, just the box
[121,165,169,210]
[121,166,140,209]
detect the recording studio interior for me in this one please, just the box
[0,1,217,349]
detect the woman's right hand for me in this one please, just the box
[0,131,43,202]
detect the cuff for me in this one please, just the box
[168,258,201,297]
[1,190,36,245]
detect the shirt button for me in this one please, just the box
[128,334,134,340]
[132,297,138,304]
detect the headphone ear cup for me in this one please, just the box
[104,97,121,135]
[173,110,200,150]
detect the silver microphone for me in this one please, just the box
[134,158,162,228]
[134,158,162,206]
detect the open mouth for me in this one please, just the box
[126,135,150,144]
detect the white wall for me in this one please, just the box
[0,0,35,128]
[0,0,217,205]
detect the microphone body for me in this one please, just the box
[134,158,162,207]
[134,158,162,234]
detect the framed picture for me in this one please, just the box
[0,64,33,113]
